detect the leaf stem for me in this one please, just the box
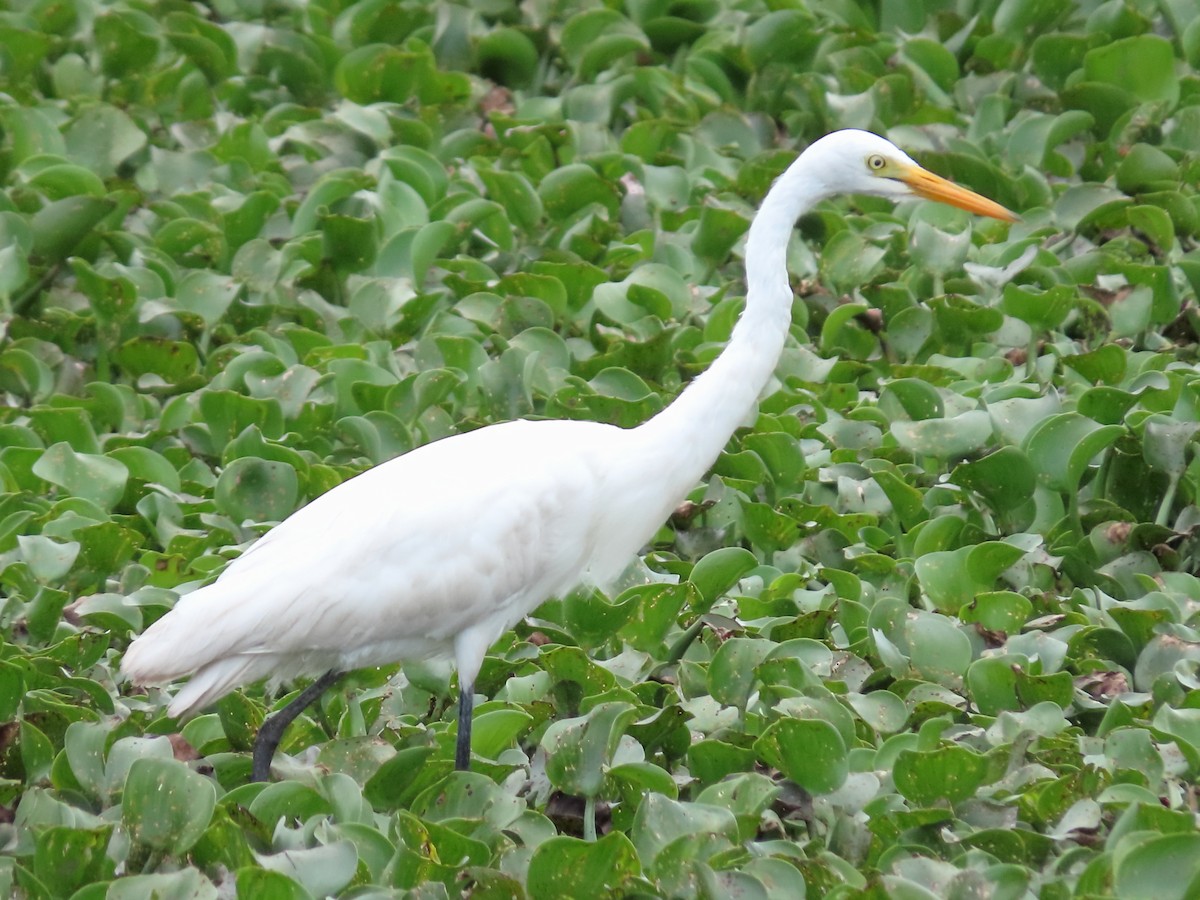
[584,794,597,842]
[666,617,706,665]
[1156,474,1180,528]
[12,263,63,317]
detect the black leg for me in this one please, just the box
[455,680,474,771]
[251,669,343,782]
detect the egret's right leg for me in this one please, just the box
[453,627,491,772]
[251,669,343,782]
[455,681,475,770]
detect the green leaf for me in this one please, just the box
[880,378,943,421]
[155,217,225,264]
[249,782,332,826]
[708,638,775,710]
[33,826,114,896]
[477,167,543,233]
[930,294,1004,345]
[1001,283,1075,332]
[1142,415,1199,477]
[63,104,147,178]
[745,10,819,67]
[28,407,100,452]
[905,606,974,682]
[564,590,638,650]
[109,446,182,493]
[694,771,777,841]
[0,663,24,722]
[32,442,128,510]
[164,13,238,83]
[104,870,218,900]
[476,27,540,89]
[255,841,358,898]
[469,708,534,760]
[72,258,138,324]
[1015,669,1073,708]
[30,196,115,263]
[847,690,908,735]
[692,205,750,263]
[909,220,970,274]
[901,37,959,93]
[966,656,1021,715]
[527,832,642,900]
[235,868,311,900]
[617,583,689,652]
[538,164,619,219]
[63,721,109,801]
[290,170,375,238]
[321,207,378,274]
[1113,833,1200,900]
[1127,205,1175,252]
[631,793,738,869]
[29,163,107,200]
[1053,183,1131,231]
[1024,412,1123,493]
[214,457,299,523]
[688,740,756,785]
[915,542,1026,613]
[994,0,1072,35]
[894,745,990,806]
[560,9,648,80]
[363,747,440,811]
[115,337,200,384]
[953,447,1037,514]
[754,718,848,794]
[0,349,53,401]
[542,702,638,798]
[1077,386,1138,424]
[1117,144,1181,193]
[890,409,993,460]
[175,271,239,326]
[333,44,417,103]
[17,535,79,583]
[961,591,1033,634]
[689,547,758,611]
[1062,344,1128,384]
[94,11,160,78]
[1084,35,1179,105]
[122,758,216,854]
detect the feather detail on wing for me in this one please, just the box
[121,419,633,713]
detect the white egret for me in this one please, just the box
[122,129,1015,780]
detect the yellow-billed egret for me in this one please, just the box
[122,129,1015,780]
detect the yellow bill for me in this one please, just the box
[900,165,1018,222]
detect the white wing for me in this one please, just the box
[122,418,645,715]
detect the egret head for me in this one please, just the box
[803,129,1017,222]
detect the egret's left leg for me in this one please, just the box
[252,669,343,782]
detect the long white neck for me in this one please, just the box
[632,152,829,508]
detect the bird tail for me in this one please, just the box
[121,579,270,717]
[123,621,273,719]
[122,587,217,683]
[164,655,264,718]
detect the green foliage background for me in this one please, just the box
[2,0,1200,896]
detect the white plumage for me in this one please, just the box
[122,130,1013,777]
[126,420,648,713]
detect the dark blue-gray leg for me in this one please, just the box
[252,669,342,782]
[456,681,474,770]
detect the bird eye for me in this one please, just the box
[867,154,886,172]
